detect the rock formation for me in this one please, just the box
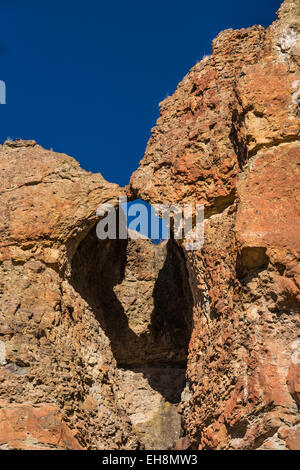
[0,0,300,450]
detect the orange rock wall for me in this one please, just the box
[0,0,300,451]
[130,0,300,450]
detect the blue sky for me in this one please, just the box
[0,0,281,187]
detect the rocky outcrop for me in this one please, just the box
[0,141,193,449]
[0,140,138,449]
[0,0,300,451]
[129,0,300,450]
[70,230,193,449]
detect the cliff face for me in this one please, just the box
[0,141,137,449]
[0,142,193,449]
[0,0,300,451]
[130,0,300,450]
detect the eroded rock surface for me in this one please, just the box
[0,140,139,449]
[130,0,300,450]
[1,0,300,451]
[70,230,193,449]
[0,141,192,449]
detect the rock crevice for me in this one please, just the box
[0,0,300,451]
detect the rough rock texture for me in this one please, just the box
[70,230,193,449]
[0,140,139,449]
[0,141,192,449]
[130,0,300,450]
[1,0,300,451]
[116,367,185,450]
[0,404,83,450]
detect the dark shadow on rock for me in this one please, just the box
[70,223,193,404]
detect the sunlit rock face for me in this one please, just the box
[0,140,192,450]
[130,0,300,450]
[1,0,300,451]
[0,140,138,450]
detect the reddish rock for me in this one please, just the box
[279,425,300,450]
[129,0,300,450]
[0,142,138,450]
[287,347,300,406]
[0,404,82,450]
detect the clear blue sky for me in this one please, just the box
[0,0,281,187]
